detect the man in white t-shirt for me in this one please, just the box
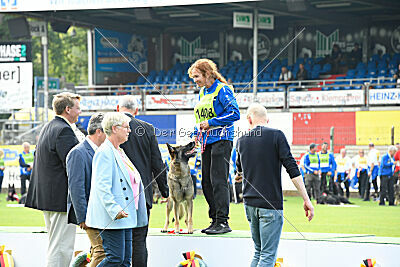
[353,149,369,199]
[335,148,352,198]
[367,143,380,200]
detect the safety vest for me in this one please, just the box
[20,151,34,175]
[357,156,368,169]
[0,158,4,176]
[194,83,233,124]
[308,153,319,168]
[336,156,349,173]
[319,152,330,168]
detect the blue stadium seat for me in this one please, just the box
[312,64,322,72]
[322,63,331,73]
[356,62,366,70]
[377,61,387,69]
[311,70,320,79]
[378,69,387,76]
[357,69,367,76]
[371,54,380,62]
[346,69,356,78]
[388,60,398,69]
[382,54,390,62]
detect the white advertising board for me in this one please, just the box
[369,89,400,105]
[147,92,284,110]
[80,95,141,111]
[289,90,364,106]
[0,62,32,110]
[236,92,285,107]
[146,94,197,109]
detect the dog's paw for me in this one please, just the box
[161,229,168,233]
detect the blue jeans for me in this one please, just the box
[245,205,283,267]
[98,228,132,267]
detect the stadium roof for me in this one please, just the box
[8,0,400,35]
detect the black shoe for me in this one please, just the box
[201,221,216,233]
[205,222,232,235]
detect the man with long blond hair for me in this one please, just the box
[188,58,240,234]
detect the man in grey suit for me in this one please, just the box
[67,113,106,266]
[25,92,81,267]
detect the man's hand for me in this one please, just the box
[313,170,318,175]
[27,167,32,171]
[115,210,128,220]
[327,171,332,176]
[304,200,314,221]
[357,170,360,178]
[79,222,88,230]
[199,121,210,131]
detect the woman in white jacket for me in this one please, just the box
[86,112,147,267]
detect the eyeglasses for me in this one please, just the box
[116,125,130,130]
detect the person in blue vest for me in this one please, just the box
[304,143,321,200]
[188,58,240,235]
[319,142,337,194]
[19,142,34,195]
[0,150,5,194]
[378,146,398,206]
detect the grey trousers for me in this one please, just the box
[306,173,321,200]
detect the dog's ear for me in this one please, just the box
[166,143,175,156]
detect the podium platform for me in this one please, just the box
[0,227,399,266]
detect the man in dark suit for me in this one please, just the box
[118,95,169,267]
[66,113,106,266]
[25,92,81,267]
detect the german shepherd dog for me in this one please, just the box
[162,142,196,234]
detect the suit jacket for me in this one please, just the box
[120,113,168,209]
[25,116,79,212]
[66,140,94,225]
[86,139,148,229]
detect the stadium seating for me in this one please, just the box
[135,52,399,92]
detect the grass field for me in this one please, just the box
[1,193,399,237]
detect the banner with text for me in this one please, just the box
[0,62,33,110]
[236,92,285,107]
[289,90,364,107]
[95,28,147,73]
[146,92,285,110]
[369,89,400,105]
[80,95,142,111]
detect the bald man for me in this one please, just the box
[236,103,313,266]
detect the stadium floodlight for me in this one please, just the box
[169,12,200,18]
